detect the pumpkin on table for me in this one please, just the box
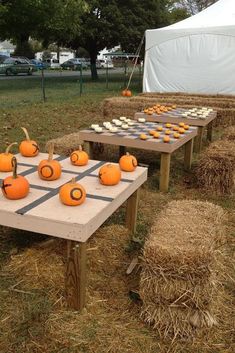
[98,163,121,186]
[70,145,89,166]
[59,177,86,206]
[0,142,17,172]
[38,143,61,181]
[119,152,137,172]
[19,127,39,157]
[1,157,30,200]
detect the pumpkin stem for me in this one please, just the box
[48,143,54,161]
[71,177,76,184]
[78,145,82,151]
[21,127,30,141]
[5,142,17,154]
[12,157,18,179]
[126,152,130,156]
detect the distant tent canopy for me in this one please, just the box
[143,0,235,95]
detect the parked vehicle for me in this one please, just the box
[60,58,88,70]
[30,59,49,70]
[0,57,37,75]
[0,54,8,63]
[96,59,114,69]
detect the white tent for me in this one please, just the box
[143,0,235,95]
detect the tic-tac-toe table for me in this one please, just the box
[79,121,197,192]
[135,108,217,152]
[0,153,147,310]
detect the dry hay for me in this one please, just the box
[140,200,226,339]
[196,140,235,195]
[45,132,81,156]
[222,125,235,141]
[103,97,145,119]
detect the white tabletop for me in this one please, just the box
[0,153,147,242]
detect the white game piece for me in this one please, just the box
[91,124,99,129]
[138,118,146,123]
[121,124,129,129]
[109,127,118,133]
[191,113,197,117]
[95,127,103,133]
[120,116,127,121]
[115,120,122,126]
[128,121,135,126]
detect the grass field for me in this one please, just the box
[0,75,234,353]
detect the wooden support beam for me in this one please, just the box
[184,138,194,171]
[126,189,140,234]
[159,153,171,192]
[194,126,204,153]
[65,241,87,311]
[83,141,94,159]
[119,146,126,158]
[207,121,213,142]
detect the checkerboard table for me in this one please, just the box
[135,108,217,152]
[79,121,197,192]
[0,153,147,310]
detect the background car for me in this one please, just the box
[0,54,8,63]
[0,57,37,75]
[60,58,88,70]
[30,59,49,70]
[96,59,114,69]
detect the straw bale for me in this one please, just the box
[46,132,81,156]
[222,125,235,141]
[140,200,226,338]
[196,140,235,195]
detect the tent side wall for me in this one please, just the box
[143,32,235,94]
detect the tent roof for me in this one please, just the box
[146,0,235,50]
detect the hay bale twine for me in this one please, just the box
[46,133,81,156]
[140,200,226,339]
[196,140,235,195]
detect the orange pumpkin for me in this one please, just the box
[179,122,185,127]
[38,143,61,181]
[173,126,179,131]
[1,157,29,200]
[19,127,39,157]
[157,126,163,131]
[165,123,172,128]
[0,142,17,172]
[98,164,121,186]
[140,134,147,140]
[70,145,89,166]
[184,124,189,130]
[174,133,180,139]
[178,128,185,134]
[153,132,160,138]
[59,177,86,206]
[122,89,132,97]
[149,130,155,136]
[119,152,137,172]
[163,136,170,143]
[165,130,172,135]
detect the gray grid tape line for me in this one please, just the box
[15,160,106,215]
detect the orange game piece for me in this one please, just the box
[174,133,180,139]
[153,132,160,138]
[178,128,185,134]
[163,136,170,143]
[157,126,163,131]
[140,134,147,140]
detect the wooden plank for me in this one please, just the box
[207,120,213,142]
[184,138,194,170]
[65,241,87,310]
[194,126,204,153]
[159,153,171,192]
[126,189,140,234]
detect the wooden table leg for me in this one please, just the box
[126,189,140,234]
[184,138,194,170]
[65,240,87,311]
[207,121,213,142]
[83,141,94,159]
[159,153,171,192]
[119,146,126,158]
[194,126,204,153]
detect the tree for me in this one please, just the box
[175,0,218,14]
[69,0,173,80]
[0,0,87,57]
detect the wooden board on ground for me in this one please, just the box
[0,153,147,243]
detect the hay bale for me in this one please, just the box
[46,132,81,155]
[196,140,235,195]
[140,200,226,339]
[222,126,235,141]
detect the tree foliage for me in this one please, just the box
[175,0,218,14]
